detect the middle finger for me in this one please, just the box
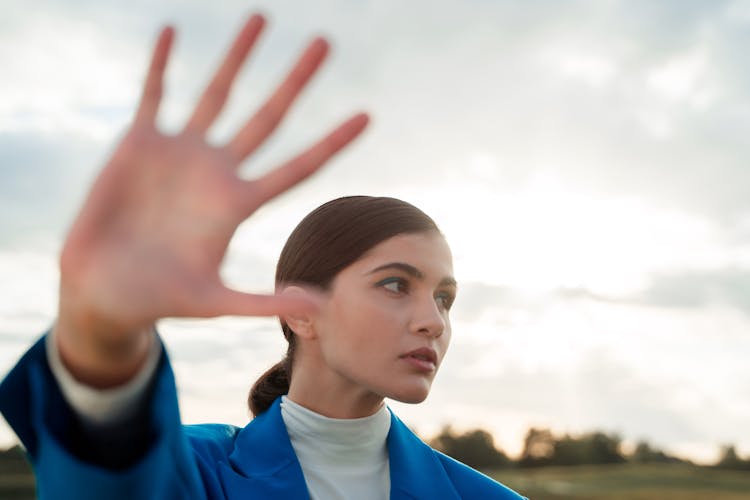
[183,14,266,134]
[226,37,329,164]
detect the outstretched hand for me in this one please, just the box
[55,15,368,386]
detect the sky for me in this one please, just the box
[1,0,749,464]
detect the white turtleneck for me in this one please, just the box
[280,396,391,500]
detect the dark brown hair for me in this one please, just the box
[248,195,441,415]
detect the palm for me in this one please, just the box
[64,134,242,326]
[58,16,368,337]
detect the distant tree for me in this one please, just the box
[588,432,625,464]
[632,441,656,463]
[552,431,625,466]
[519,428,555,467]
[630,440,687,464]
[519,428,626,467]
[718,445,740,467]
[430,426,511,469]
[716,445,750,470]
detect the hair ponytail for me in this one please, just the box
[249,356,292,416]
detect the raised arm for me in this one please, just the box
[55,15,368,388]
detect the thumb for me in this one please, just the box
[202,284,324,318]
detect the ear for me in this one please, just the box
[279,285,318,340]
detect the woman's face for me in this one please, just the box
[312,231,456,404]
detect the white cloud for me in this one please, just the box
[0,10,140,139]
[646,47,719,109]
[394,174,726,298]
[539,45,618,88]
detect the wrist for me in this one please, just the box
[54,304,156,389]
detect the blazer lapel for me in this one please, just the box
[219,398,310,500]
[216,399,461,500]
[387,411,461,500]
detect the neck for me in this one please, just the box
[288,358,384,419]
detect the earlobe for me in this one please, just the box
[280,285,318,340]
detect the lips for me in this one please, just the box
[400,347,438,371]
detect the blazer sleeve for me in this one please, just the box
[0,334,207,500]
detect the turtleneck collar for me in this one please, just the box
[280,395,391,469]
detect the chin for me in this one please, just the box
[387,384,431,404]
[398,394,429,404]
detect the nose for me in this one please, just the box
[409,295,446,338]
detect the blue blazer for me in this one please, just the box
[0,336,526,499]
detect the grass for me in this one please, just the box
[3,454,750,499]
[487,463,750,499]
[0,474,35,500]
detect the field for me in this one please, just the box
[2,453,750,499]
[0,446,34,500]
[488,463,750,499]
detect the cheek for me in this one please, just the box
[321,295,405,357]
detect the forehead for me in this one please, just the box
[353,232,454,276]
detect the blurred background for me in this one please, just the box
[2,0,750,498]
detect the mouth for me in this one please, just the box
[400,347,438,372]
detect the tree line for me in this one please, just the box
[1,427,749,482]
[428,425,750,470]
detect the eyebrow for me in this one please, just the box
[367,262,457,288]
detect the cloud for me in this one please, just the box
[0,132,104,247]
[635,268,750,314]
[442,349,705,441]
[452,262,750,326]
[4,0,750,224]
[392,340,750,461]
[451,281,520,322]
[553,267,750,318]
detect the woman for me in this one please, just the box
[0,14,526,499]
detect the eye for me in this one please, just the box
[435,291,455,311]
[377,277,409,294]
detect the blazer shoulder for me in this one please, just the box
[435,450,528,499]
[184,423,241,463]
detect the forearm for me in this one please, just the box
[0,331,204,499]
[47,324,162,427]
